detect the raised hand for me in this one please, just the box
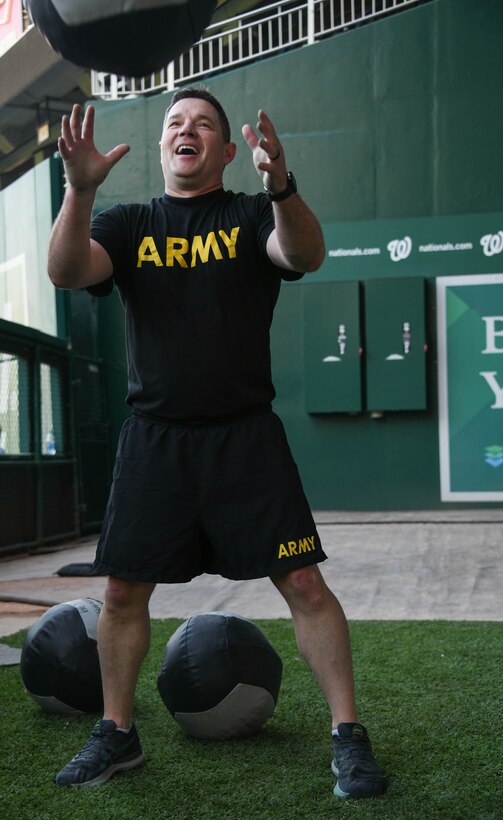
[241,110,287,195]
[58,105,130,193]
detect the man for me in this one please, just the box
[49,87,386,799]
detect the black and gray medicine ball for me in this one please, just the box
[157,612,283,740]
[20,597,103,715]
[24,0,217,77]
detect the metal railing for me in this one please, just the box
[91,0,425,100]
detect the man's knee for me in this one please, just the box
[103,576,155,615]
[273,565,328,609]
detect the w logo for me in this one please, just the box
[480,232,503,257]
[387,236,412,262]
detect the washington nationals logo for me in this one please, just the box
[480,232,503,257]
[387,236,412,262]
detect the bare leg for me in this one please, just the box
[271,565,357,728]
[97,576,156,729]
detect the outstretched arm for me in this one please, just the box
[48,105,130,289]
[241,110,325,273]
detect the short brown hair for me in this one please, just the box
[164,86,231,143]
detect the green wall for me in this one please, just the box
[89,0,503,509]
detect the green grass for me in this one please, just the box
[0,620,502,819]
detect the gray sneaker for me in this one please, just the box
[55,719,144,786]
[332,722,387,798]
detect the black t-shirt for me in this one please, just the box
[90,188,303,421]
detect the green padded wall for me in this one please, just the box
[88,0,503,509]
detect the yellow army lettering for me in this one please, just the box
[277,535,316,559]
[137,227,240,268]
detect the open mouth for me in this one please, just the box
[176,145,199,156]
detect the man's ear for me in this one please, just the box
[223,142,237,167]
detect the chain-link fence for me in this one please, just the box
[0,352,69,457]
[0,350,31,456]
[40,360,66,457]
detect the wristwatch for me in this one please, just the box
[264,171,297,202]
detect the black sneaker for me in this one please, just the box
[332,722,387,799]
[55,719,145,786]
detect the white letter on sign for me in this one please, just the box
[482,316,503,354]
[480,371,503,408]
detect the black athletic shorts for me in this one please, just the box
[93,409,327,583]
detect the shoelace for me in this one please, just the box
[72,730,112,763]
[335,739,378,770]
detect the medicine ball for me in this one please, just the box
[24,0,217,77]
[20,598,103,715]
[157,612,283,740]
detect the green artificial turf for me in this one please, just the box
[0,619,501,819]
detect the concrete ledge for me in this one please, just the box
[0,510,501,636]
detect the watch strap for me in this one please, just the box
[265,171,297,202]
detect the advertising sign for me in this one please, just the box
[316,212,503,282]
[437,274,503,501]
